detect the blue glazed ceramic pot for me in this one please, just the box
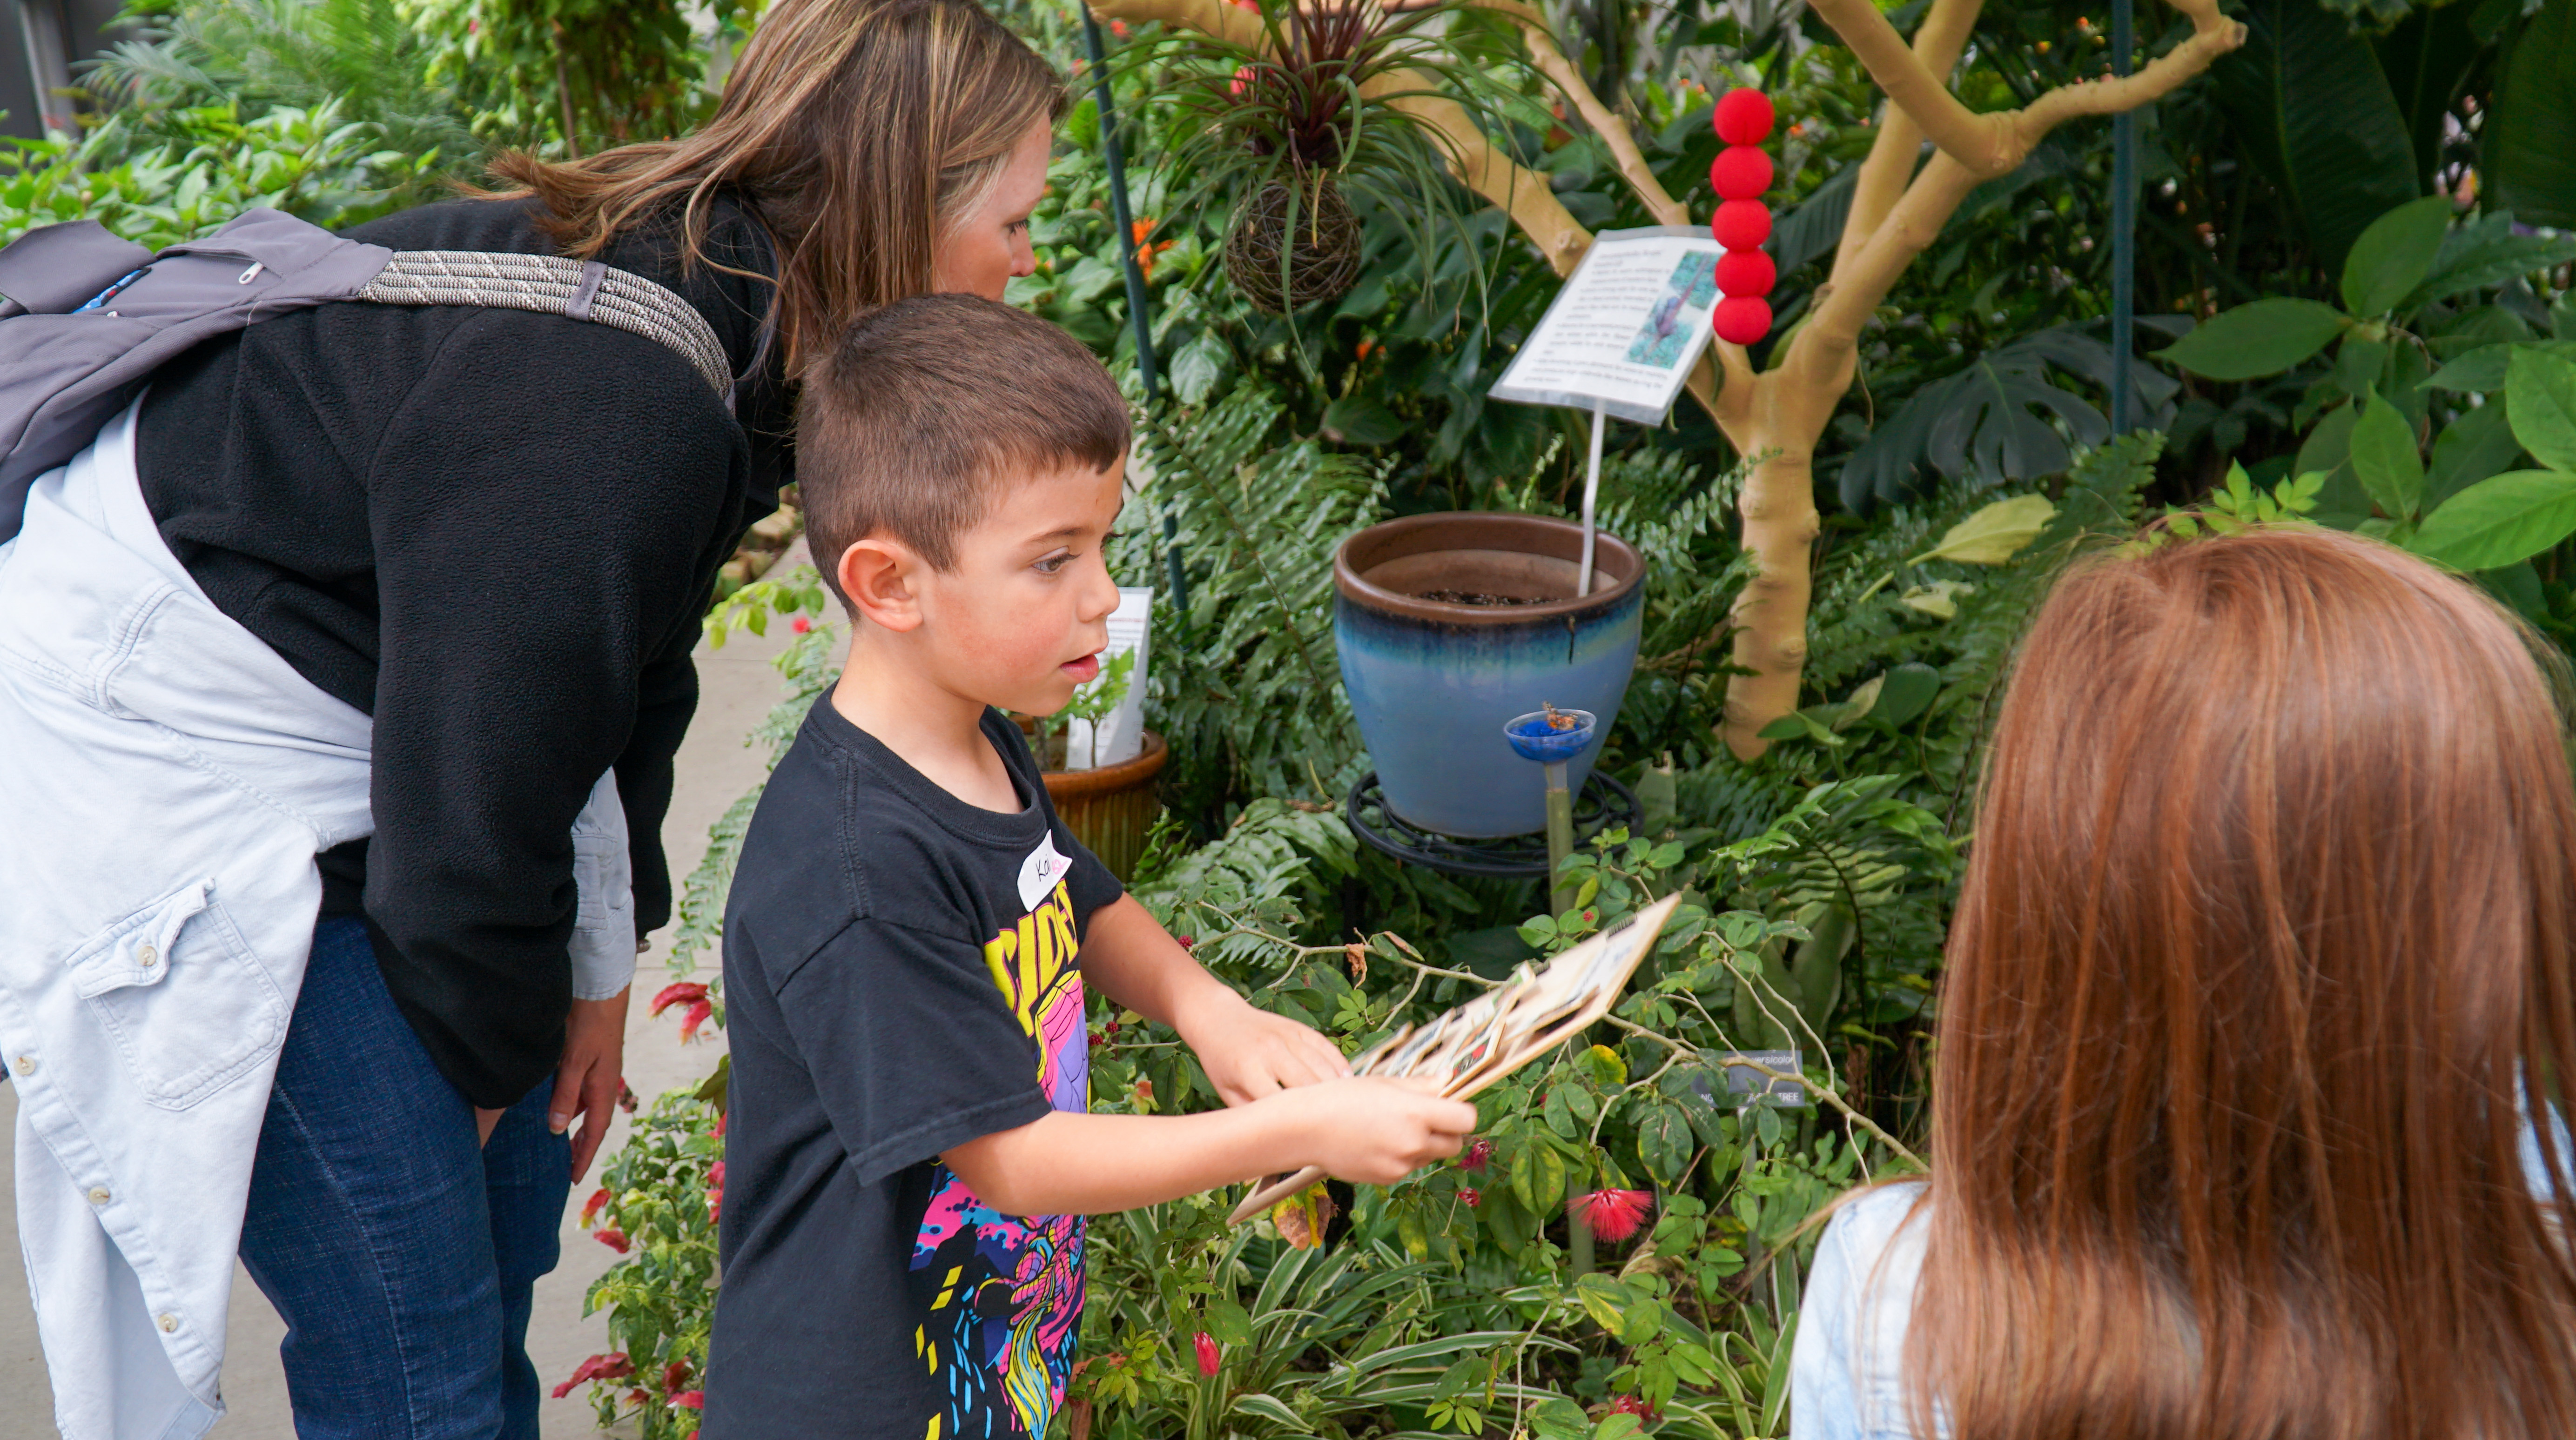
[1334,514,1643,838]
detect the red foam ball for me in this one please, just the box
[1710,145,1773,201]
[1715,248,1776,298]
[1713,295,1773,345]
[1713,87,1774,146]
[1711,199,1770,250]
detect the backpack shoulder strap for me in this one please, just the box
[0,208,740,540]
[358,250,733,401]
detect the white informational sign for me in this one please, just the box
[1064,586,1154,769]
[1488,226,1726,427]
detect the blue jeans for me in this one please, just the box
[238,916,571,1440]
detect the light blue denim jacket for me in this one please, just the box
[1790,1122,2569,1440]
[0,402,636,1440]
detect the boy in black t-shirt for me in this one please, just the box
[703,295,1478,1440]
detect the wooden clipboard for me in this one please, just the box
[1225,892,1685,1226]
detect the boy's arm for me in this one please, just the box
[943,1076,1477,1217]
[1081,895,1351,1105]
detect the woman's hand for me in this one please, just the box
[1180,992,1352,1107]
[550,986,631,1182]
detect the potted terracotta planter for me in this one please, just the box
[1333,514,1644,838]
[1038,730,1169,883]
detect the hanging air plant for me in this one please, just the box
[1125,0,1533,317]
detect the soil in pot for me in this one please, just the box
[1225,173,1362,314]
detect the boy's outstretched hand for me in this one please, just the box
[1082,896,1353,1105]
[1264,1076,1479,1185]
[1185,997,1352,1106]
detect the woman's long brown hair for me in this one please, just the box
[483,0,1064,375]
[1910,526,2576,1439]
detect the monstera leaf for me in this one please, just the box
[1838,323,2182,508]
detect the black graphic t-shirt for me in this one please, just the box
[706,698,1120,1440]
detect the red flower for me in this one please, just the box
[1194,1331,1221,1376]
[664,1359,693,1395]
[579,1188,610,1228]
[709,1160,726,1189]
[1459,1187,1480,1207]
[707,1161,726,1223]
[790,616,811,633]
[1569,1189,1655,1243]
[550,1352,633,1400]
[712,1111,726,1139]
[1610,1393,1662,1421]
[650,981,708,1017]
[595,1227,631,1253]
[1177,935,1195,949]
[680,999,713,1044]
[1460,1138,1493,1172]
[672,1390,706,1410]
[625,1388,650,1407]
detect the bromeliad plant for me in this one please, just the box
[1119,0,1538,316]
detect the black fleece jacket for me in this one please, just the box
[136,194,793,1108]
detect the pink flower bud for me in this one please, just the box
[1194,1331,1221,1376]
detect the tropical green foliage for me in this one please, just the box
[2157,194,2576,626]
[0,100,429,247]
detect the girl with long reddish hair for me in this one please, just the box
[1791,526,2576,1439]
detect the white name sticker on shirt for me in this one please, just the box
[1017,833,1073,913]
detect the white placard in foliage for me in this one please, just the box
[1489,226,1725,426]
[1064,587,1154,770]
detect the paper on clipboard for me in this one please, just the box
[1488,227,1725,426]
[1225,892,1687,1226]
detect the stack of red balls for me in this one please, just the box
[1708,87,1776,346]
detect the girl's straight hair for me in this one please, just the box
[1913,525,2576,1439]
[483,0,1064,375]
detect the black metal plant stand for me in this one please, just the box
[1344,770,1643,880]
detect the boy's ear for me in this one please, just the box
[835,535,926,633]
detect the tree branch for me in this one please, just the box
[1809,0,2245,181]
[1475,0,1688,227]
[1828,0,1983,281]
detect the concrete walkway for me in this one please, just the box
[0,571,809,1437]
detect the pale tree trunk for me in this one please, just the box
[1085,0,2244,757]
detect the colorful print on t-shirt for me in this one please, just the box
[908,866,1090,1439]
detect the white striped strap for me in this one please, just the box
[355,249,732,401]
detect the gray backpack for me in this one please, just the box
[0,206,734,539]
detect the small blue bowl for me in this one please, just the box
[1504,709,1598,764]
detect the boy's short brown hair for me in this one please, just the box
[798,294,1130,596]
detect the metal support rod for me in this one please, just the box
[1576,400,1605,597]
[1080,3,1157,401]
[1080,4,1190,637]
[2110,0,2136,435]
[1544,759,1577,916]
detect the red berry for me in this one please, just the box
[1713,295,1773,345]
[1711,200,1770,250]
[1710,145,1773,201]
[1713,87,1774,146]
[1715,248,1776,298]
